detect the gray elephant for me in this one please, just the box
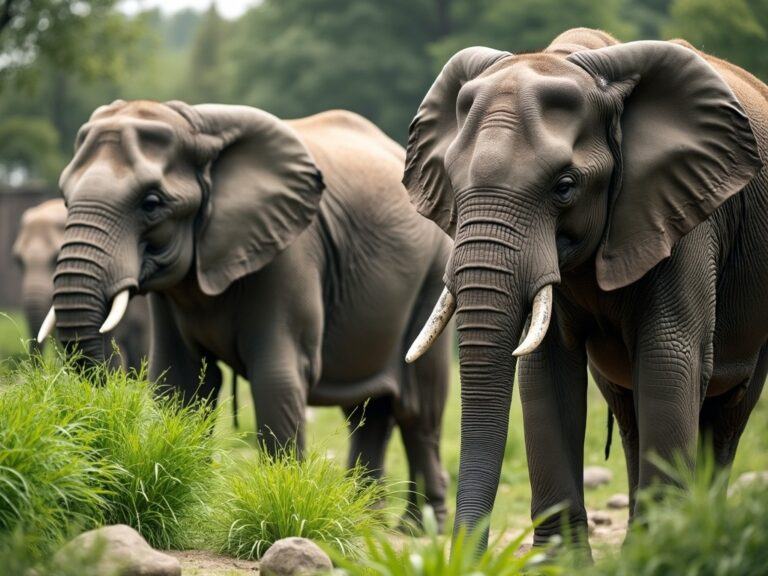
[403,27,766,551]
[39,100,451,528]
[14,198,149,368]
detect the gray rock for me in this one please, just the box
[52,524,181,576]
[607,493,630,509]
[260,537,333,576]
[589,510,612,526]
[729,471,768,495]
[587,518,596,535]
[583,466,613,489]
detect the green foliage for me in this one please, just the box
[584,455,768,576]
[0,0,142,84]
[0,364,109,545]
[331,507,562,576]
[665,0,768,79]
[0,528,112,576]
[430,0,636,64]
[0,116,64,183]
[0,357,220,550]
[209,444,394,559]
[185,4,230,103]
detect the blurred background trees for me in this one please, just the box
[0,0,765,187]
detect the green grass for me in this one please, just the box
[581,455,768,576]
[0,356,220,551]
[1,310,767,572]
[330,507,563,576]
[0,311,31,362]
[208,443,396,559]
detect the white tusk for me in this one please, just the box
[405,287,456,364]
[37,306,56,342]
[99,290,130,334]
[513,284,553,357]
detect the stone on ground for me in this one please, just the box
[730,471,768,495]
[583,466,613,489]
[607,493,630,509]
[52,524,181,576]
[260,537,333,576]
[589,510,612,526]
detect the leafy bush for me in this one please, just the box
[210,445,394,559]
[585,455,768,576]
[331,507,562,576]
[0,357,220,551]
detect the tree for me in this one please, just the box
[0,0,141,83]
[228,0,452,141]
[185,3,229,103]
[0,116,63,185]
[665,0,768,80]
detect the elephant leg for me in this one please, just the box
[248,352,309,457]
[343,395,394,479]
[699,343,767,476]
[591,367,639,522]
[519,315,589,549]
[397,345,450,532]
[396,246,451,533]
[148,293,220,406]
[633,241,716,500]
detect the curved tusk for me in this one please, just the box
[99,290,130,334]
[405,287,456,364]
[37,306,56,342]
[513,284,553,357]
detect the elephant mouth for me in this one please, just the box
[405,283,553,363]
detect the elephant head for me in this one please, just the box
[41,100,323,361]
[403,42,761,534]
[13,199,67,353]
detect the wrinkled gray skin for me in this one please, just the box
[51,101,451,529]
[13,198,149,367]
[404,28,767,552]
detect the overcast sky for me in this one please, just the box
[120,0,257,19]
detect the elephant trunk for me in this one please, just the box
[449,190,555,547]
[52,204,138,364]
[21,276,53,353]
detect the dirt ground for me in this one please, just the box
[172,507,629,575]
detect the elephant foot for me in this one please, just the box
[397,503,447,535]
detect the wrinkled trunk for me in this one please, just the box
[53,204,137,363]
[451,191,533,547]
[22,281,51,354]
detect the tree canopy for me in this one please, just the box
[0,0,765,186]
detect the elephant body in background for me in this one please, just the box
[49,101,451,527]
[404,28,766,551]
[14,198,149,368]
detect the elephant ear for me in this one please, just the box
[567,41,762,291]
[167,102,324,296]
[403,47,511,236]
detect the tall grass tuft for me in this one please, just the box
[584,452,768,576]
[210,444,395,559]
[331,507,562,576]
[0,356,220,551]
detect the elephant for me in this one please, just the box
[39,100,452,528]
[403,27,766,551]
[14,198,149,368]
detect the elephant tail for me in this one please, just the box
[604,408,614,460]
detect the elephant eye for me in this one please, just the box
[553,176,577,202]
[142,192,163,213]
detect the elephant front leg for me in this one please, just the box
[519,322,589,550]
